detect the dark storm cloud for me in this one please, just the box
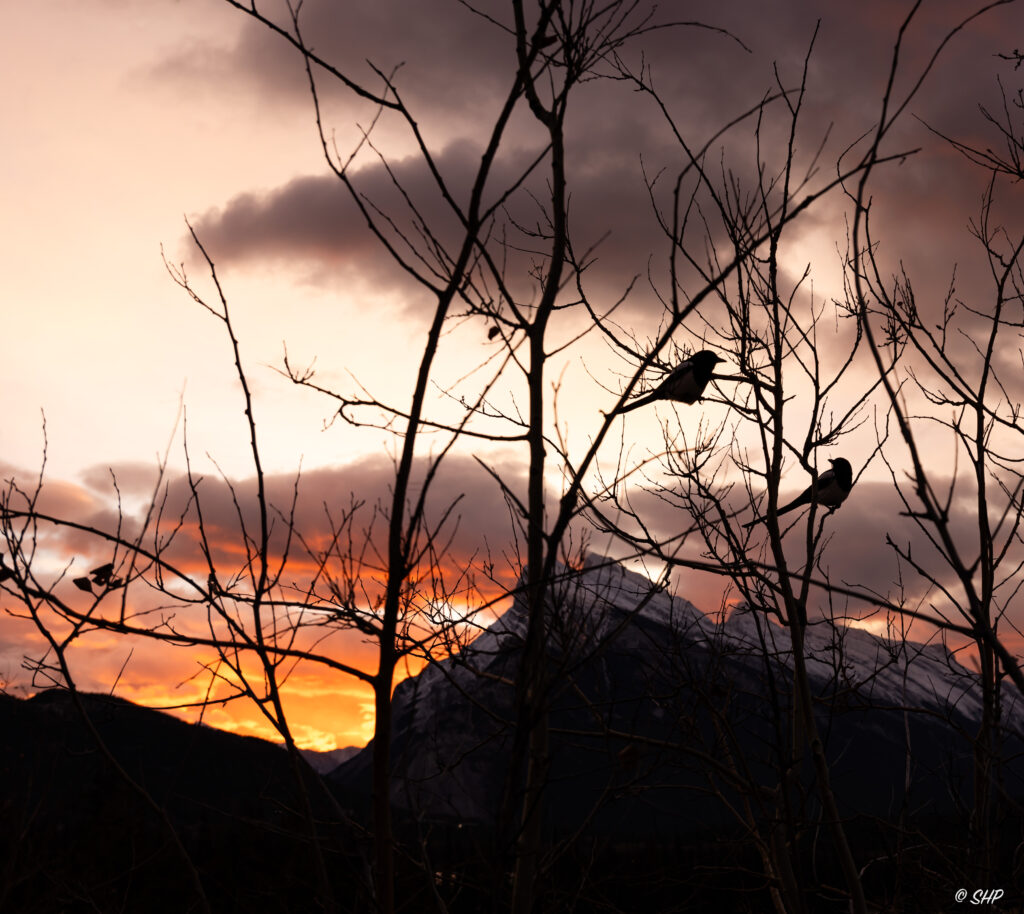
[192,170,405,288]
[187,0,1023,329]
[221,0,519,120]
[190,132,676,307]
[211,0,885,138]
[180,1,1024,446]
[177,2,853,307]
[190,141,540,295]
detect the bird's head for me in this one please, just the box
[692,350,724,369]
[828,457,853,484]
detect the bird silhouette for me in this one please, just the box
[616,350,724,414]
[744,457,854,529]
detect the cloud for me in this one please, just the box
[609,470,1023,635]
[189,143,480,300]
[183,0,1024,347]
[188,133,681,314]
[1,445,595,746]
[14,0,1024,748]
[173,5,824,308]
[219,0,520,124]
[0,451,531,676]
[5,434,1023,745]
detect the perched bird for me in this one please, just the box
[616,350,724,414]
[744,457,854,529]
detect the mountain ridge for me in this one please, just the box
[330,555,1023,834]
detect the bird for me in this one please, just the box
[615,350,724,414]
[744,457,854,529]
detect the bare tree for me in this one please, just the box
[4,2,1024,913]
[853,54,1024,887]
[577,4,1024,911]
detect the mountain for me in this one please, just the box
[0,689,362,914]
[6,557,1022,912]
[301,744,361,773]
[331,556,1024,838]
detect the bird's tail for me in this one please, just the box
[615,392,656,414]
[743,499,802,530]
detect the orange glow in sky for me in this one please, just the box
[4,0,1024,754]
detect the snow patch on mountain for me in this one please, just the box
[449,556,1017,728]
[333,555,1024,827]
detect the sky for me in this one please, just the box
[2,0,1023,750]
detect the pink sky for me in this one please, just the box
[3,0,1023,748]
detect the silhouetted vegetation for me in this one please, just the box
[4,1,1024,911]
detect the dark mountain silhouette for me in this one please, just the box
[5,558,1023,911]
[0,689,363,914]
[335,559,1021,822]
[330,557,1024,907]
[303,745,361,773]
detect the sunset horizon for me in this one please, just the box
[4,1,1024,910]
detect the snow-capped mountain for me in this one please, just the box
[331,556,1023,834]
